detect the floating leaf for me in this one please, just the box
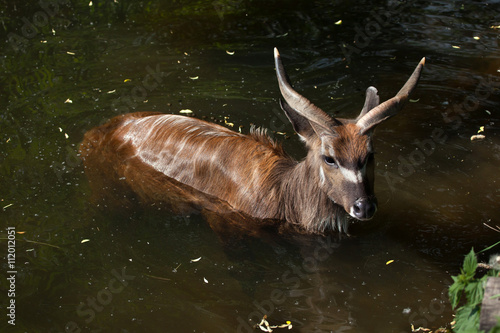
[179,109,193,114]
[67,51,75,55]
[124,79,132,83]
[3,203,13,210]
[107,90,116,94]
[473,36,480,40]
[256,316,292,331]
[81,239,90,243]
[190,257,202,263]
[224,116,234,127]
[203,277,208,283]
[452,45,460,49]
[409,98,420,103]
[16,231,26,234]
[335,20,342,25]
[478,126,484,133]
[386,260,395,265]
[64,98,73,103]
[189,76,199,80]
[470,134,485,141]
[226,50,235,55]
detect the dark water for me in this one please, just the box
[1,0,499,332]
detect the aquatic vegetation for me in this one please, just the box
[449,248,500,333]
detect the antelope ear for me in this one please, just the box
[280,99,315,141]
[274,48,337,129]
[356,57,425,134]
[357,86,380,120]
[275,47,339,143]
[280,99,337,143]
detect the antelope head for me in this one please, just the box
[275,48,425,221]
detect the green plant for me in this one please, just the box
[449,249,500,333]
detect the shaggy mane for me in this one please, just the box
[249,126,288,158]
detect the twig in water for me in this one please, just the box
[0,237,62,250]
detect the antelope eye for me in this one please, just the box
[323,155,338,168]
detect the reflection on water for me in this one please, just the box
[1,0,499,332]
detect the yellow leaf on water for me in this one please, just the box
[16,231,26,234]
[124,79,132,83]
[190,257,202,263]
[335,20,342,25]
[3,203,13,210]
[179,109,193,114]
[81,239,90,243]
[226,50,235,55]
[471,134,485,141]
[452,45,460,49]
[386,260,395,265]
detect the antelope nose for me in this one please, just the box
[352,198,377,220]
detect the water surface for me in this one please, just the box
[1,0,499,332]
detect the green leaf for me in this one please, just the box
[478,240,500,254]
[465,280,485,306]
[449,276,466,309]
[454,304,481,332]
[463,248,478,278]
[489,293,500,300]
